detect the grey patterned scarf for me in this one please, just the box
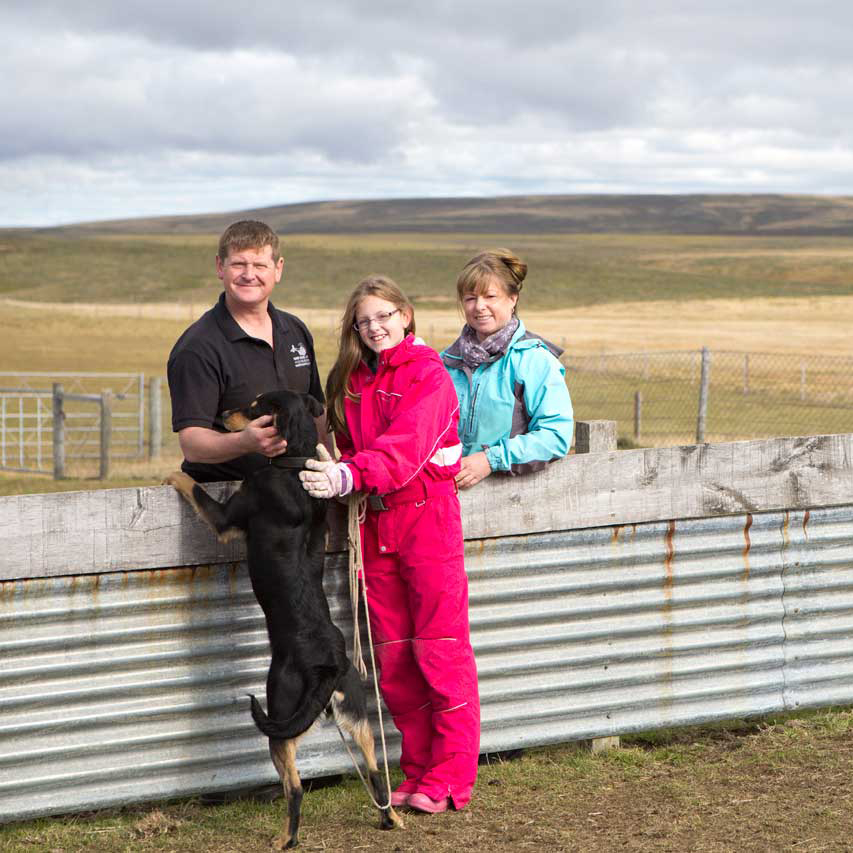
[456,315,520,370]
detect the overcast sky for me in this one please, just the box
[2,0,851,226]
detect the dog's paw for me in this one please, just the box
[163,472,200,506]
[383,806,404,830]
[217,527,245,544]
[163,471,192,489]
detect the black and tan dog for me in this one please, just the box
[165,389,401,849]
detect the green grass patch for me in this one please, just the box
[568,351,853,445]
[4,233,853,308]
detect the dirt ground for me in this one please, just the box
[3,712,852,853]
[300,715,853,853]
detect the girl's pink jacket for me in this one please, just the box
[335,335,463,494]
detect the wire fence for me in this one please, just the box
[564,349,853,447]
[5,353,851,470]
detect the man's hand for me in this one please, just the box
[455,451,492,490]
[178,420,286,465]
[241,414,288,458]
[299,444,354,499]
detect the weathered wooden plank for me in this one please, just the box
[0,482,244,581]
[458,433,853,540]
[2,433,852,581]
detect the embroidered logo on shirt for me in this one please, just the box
[290,343,311,368]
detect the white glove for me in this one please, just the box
[299,444,354,499]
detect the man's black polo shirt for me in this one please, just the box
[167,292,324,482]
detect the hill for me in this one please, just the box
[37,193,853,237]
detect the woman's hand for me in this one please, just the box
[455,451,492,490]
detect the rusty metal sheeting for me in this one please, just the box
[469,505,853,748]
[0,554,380,823]
[2,505,853,821]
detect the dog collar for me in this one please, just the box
[269,456,312,469]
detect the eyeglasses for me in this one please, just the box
[353,309,400,332]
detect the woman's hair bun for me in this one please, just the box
[495,249,527,289]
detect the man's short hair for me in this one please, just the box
[218,220,281,262]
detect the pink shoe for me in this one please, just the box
[390,790,410,807]
[407,792,450,814]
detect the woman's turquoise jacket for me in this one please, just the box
[441,320,574,474]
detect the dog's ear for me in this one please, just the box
[302,394,324,419]
[266,400,287,435]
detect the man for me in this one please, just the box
[167,220,325,482]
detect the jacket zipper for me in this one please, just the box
[467,379,479,436]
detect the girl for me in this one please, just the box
[299,275,480,813]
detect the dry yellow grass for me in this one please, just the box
[5,294,851,357]
[301,295,853,356]
[552,295,853,355]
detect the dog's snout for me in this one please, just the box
[222,407,253,432]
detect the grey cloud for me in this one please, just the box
[8,0,853,134]
[0,30,418,164]
[3,0,611,53]
[3,0,853,225]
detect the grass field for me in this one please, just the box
[571,370,853,445]
[1,709,852,852]
[568,348,853,445]
[2,229,853,491]
[4,232,853,308]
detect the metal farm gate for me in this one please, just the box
[0,373,161,476]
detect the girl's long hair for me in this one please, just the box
[325,275,416,439]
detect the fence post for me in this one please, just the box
[574,418,620,753]
[743,353,750,395]
[634,391,642,441]
[52,383,65,480]
[148,377,162,460]
[575,419,618,454]
[100,392,112,480]
[137,373,145,458]
[696,347,711,443]
[801,362,807,402]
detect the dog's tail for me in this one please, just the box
[248,668,339,741]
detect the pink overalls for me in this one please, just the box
[336,335,480,809]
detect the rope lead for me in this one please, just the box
[341,493,394,810]
[348,494,369,679]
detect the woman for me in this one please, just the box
[299,275,480,814]
[441,249,574,489]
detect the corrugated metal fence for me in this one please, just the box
[2,430,853,822]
